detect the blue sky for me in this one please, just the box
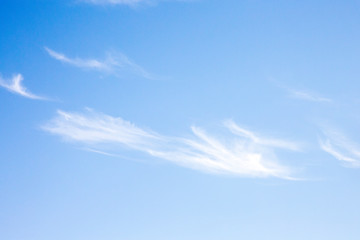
[1,0,360,239]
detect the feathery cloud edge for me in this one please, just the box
[289,89,332,103]
[319,127,360,168]
[0,74,47,100]
[45,47,155,80]
[42,109,302,179]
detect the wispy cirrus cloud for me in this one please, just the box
[225,120,301,151]
[0,73,47,100]
[43,109,301,179]
[45,47,156,80]
[288,89,332,103]
[271,80,332,103]
[319,127,360,168]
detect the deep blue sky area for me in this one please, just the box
[1,1,360,239]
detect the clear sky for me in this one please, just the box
[1,0,360,239]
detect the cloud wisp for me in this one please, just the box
[0,74,47,100]
[45,47,155,80]
[288,89,332,103]
[43,109,301,179]
[319,128,360,168]
[224,120,301,151]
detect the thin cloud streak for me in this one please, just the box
[319,128,360,167]
[43,109,301,179]
[271,80,332,103]
[0,73,47,100]
[224,120,301,151]
[288,89,332,102]
[45,47,111,72]
[45,47,156,80]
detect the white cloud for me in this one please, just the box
[43,109,301,179]
[319,128,360,167]
[45,47,155,80]
[45,47,111,71]
[0,73,47,100]
[224,120,301,151]
[271,80,332,103]
[288,89,332,103]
